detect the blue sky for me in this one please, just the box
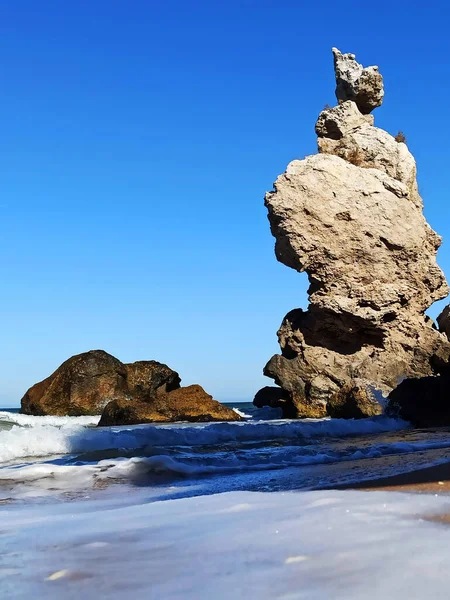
[2,1,450,406]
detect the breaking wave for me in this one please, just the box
[0,413,408,464]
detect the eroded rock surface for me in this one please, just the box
[125,360,181,400]
[332,47,384,114]
[255,49,450,419]
[21,351,236,424]
[21,350,130,416]
[327,383,383,419]
[98,384,241,426]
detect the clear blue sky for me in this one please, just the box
[2,0,450,406]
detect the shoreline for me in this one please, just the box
[341,459,450,494]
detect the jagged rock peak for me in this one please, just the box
[332,47,384,114]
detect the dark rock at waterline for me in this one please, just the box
[21,350,181,417]
[437,305,450,340]
[387,375,450,427]
[253,385,312,419]
[98,384,241,426]
[327,383,383,419]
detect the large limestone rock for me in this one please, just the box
[21,351,237,423]
[255,49,450,419]
[98,385,241,426]
[332,47,384,114]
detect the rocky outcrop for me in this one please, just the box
[255,48,450,419]
[125,361,181,400]
[332,48,384,114]
[252,386,294,418]
[315,100,373,139]
[327,383,383,419]
[387,375,450,427]
[98,385,240,426]
[21,351,131,416]
[21,351,238,424]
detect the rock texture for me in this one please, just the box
[125,361,181,400]
[332,47,384,114]
[21,351,131,416]
[98,385,240,426]
[437,305,450,340]
[327,383,383,419]
[315,100,373,139]
[387,375,450,427]
[21,350,238,423]
[252,386,294,418]
[255,49,450,419]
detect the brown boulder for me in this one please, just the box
[98,384,241,426]
[20,351,181,416]
[125,360,181,400]
[327,383,383,419]
[21,350,128,416]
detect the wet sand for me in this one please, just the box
[344,460,450,494]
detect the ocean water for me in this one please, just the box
[2,402,450,503]
[3,404,450,598]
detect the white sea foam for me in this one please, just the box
[0,411,100,427]
[4,488,450,599]
[232,407,252,418]
[0,416,408,463]
[4,430,450,497]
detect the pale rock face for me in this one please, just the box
[332,47,384,114]
[268,153,445,322]
[315,101,373,139]
[317,125,418,195]
[255,48,450,419]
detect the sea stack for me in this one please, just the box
[255,48,450,419]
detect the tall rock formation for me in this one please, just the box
[255,49,450,418]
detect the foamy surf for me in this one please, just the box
[0,414,408,463]
[5,489,450,600]
[0,410,100,428]
[3,407,450,504]
[4,433,450,499]
[232,407,252,419]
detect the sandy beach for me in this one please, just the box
[350,459,450,494]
